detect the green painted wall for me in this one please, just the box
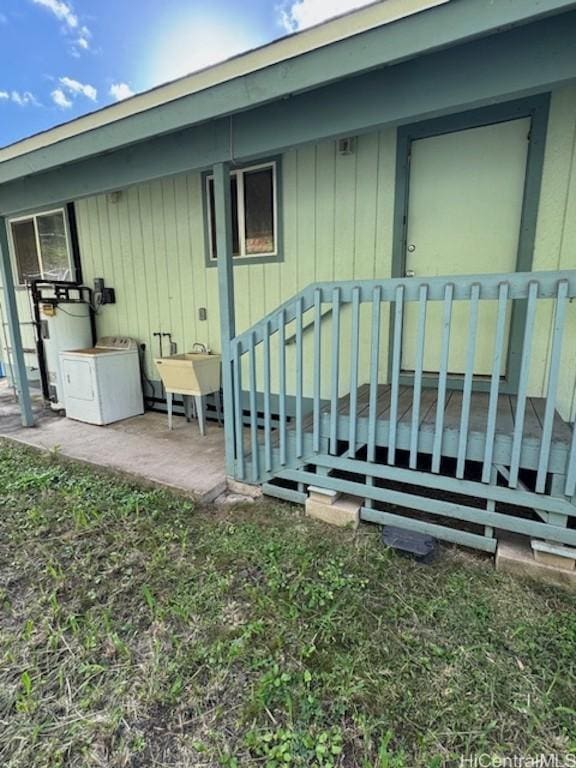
[73,127,397,400]
[529,86,576,422]
[1,86,575,421]
[0,289,41,384]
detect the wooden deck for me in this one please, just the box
[301,383,572,475]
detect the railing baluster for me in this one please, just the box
[456,283,480,479]
[432,283,454,473]
[409,284,428,469]
[367,286,382,463]
[295,297,304,459]
[249,332,259,483]
[348,287,361,456]
[365,286,382,510]
[329,287,341,456]
[313,288,322,453]
[233,340,244,480]
[565,426,576,498]
[482,282,509,483]
[536,280,569,493]
[263,319,272,473]
[509,280,539,488]
[278,309,287,466]
[388,284,405,465]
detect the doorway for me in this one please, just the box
[391,95,550,393]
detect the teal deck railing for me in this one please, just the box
[226,270,576,551]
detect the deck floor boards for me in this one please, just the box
[317,385,570,448]
[291,383,573,473]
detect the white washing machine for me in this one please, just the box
[60,336,144,425]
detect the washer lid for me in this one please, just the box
[95,336,139,351]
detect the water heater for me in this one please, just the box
[40,297,92,409]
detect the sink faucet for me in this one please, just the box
[192,342,207,353]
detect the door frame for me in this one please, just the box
[390,93,550,395]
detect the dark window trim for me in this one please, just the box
[66,202,83,285]
[202,156,283,267]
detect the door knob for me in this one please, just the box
[405,269,415,278]
[407,244,416,252]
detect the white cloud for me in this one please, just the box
[32,0,78,29]
[109,83,134,101]
[280,0,374,32]
[11,90,39,106]
[59,76,97,101]
[74,24,91,52]
[51,88,72,108]
[0,89,40,106]
[31,0,93,56]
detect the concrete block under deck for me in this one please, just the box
[496,533,576,592]
[306,493,361,528]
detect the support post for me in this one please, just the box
[0,216,34,427]
[213,163,236,476]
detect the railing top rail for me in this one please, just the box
[232,270,576,352]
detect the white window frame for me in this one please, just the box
[8,207,75,287]
[206,161,278,261]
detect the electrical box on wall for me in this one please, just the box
[338,137,356,155]
[94,277,116,306]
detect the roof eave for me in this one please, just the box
[0,0,575,185]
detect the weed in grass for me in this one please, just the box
[1,442,576,767]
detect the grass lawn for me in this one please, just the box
[1,442,575,768]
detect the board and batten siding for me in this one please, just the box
[529,85,576,422]
[74,128,397,400]
[1,86,575,419]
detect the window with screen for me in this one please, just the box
[206,162,278,261]
[9,209,74,284]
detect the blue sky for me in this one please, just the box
[0,0,369,148]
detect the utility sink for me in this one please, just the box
[155,353,221,396]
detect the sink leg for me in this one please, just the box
[215,391,222,425]
[195,395,206,436]
[167,391,173,431]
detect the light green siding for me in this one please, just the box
[530,86,576,421]
[0,289,40,383]
[1,86,575,419]
[71,128,397,397]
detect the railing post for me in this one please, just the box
[213,163,236,477]
[0,217,34,427]
[329,287,341,456]
[536,280,568,493]
[481,282,509,483]
[409,283,428,469]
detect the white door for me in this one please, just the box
[401,117,531,376]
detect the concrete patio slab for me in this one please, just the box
[0,382,228,502]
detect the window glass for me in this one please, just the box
[37,212,71,280]
[209,176,240,258]
[244,167,274,255]
[11,219,40,283]
[9,210,73,284]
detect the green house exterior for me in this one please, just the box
[1,0,576,554]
